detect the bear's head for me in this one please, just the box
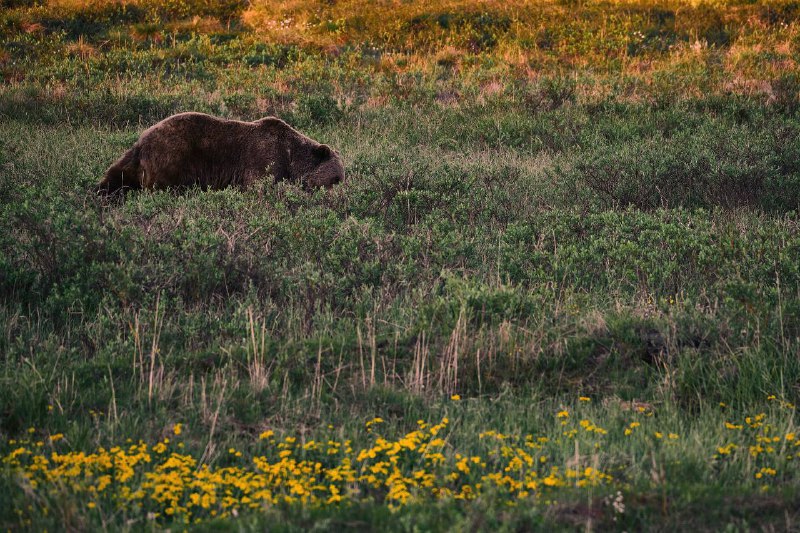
[292,143,345,189]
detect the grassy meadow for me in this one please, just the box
[2,0,800,529]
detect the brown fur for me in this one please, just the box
[97,112,345,195]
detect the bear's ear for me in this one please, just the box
[313,144,333,160]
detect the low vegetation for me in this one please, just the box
[2,0,800,529]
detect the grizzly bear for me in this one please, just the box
[97,112,344,195]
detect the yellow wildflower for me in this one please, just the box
[717,443,736,455]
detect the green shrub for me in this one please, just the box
[557,121,800,212]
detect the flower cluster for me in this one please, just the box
[3,395,798,526]
[2,417,615,525]
[713,408,800,483]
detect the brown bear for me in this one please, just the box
[97,112,344,195]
